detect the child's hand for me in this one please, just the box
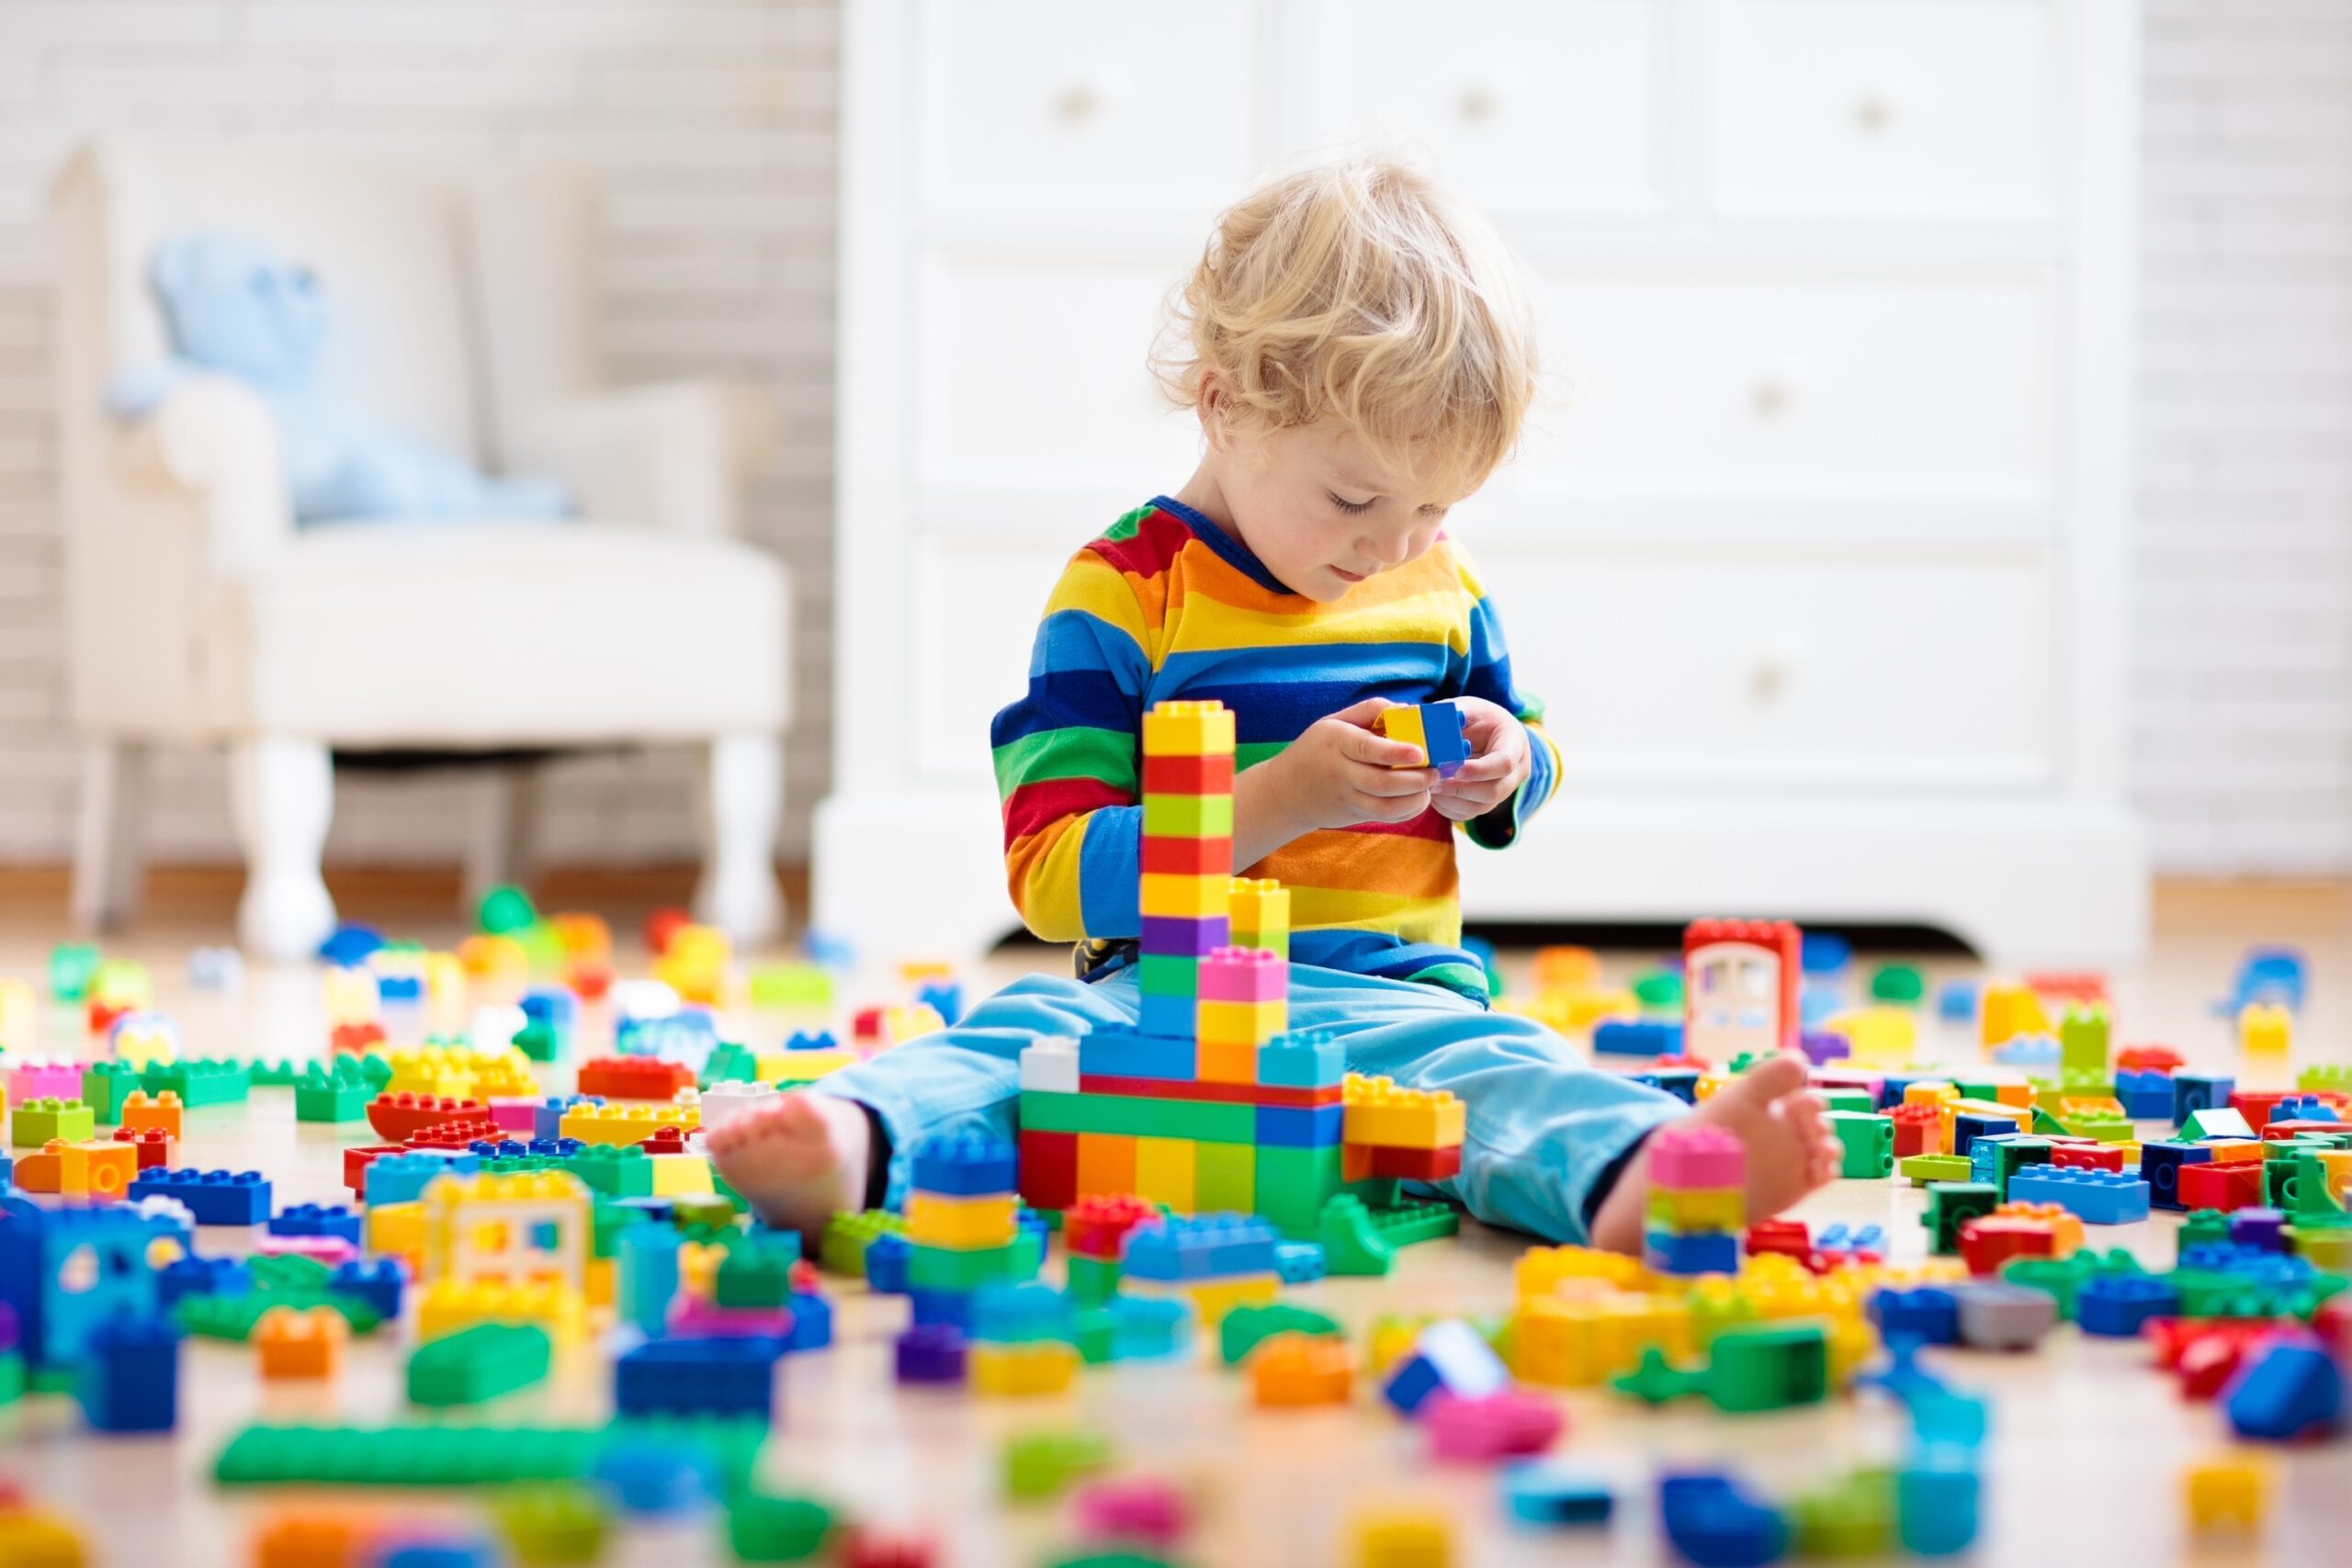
[1263,698,1439,833]
[1430,696,1531,821]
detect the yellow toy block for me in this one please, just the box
[2208,1139,2267,1166]
[763,1048,857,1082]
[2292,1223,2352,1271]
[2239,1003,2292,1057]
[1140,874,1231,919]
[1500,986,1639,1032]
[2319,1148,2352,1201]
[58,1141,137,1201]
[111,1015,178,1068]
[1514,1245,1648,1303]
[1903,1082,1960,1108]
[1077,1133,1136,1196]
[458,934,528,982]
[906,1191,1019,1250]
[585,1256,616,1310]
[1939,1098,2025,1148]
[1510,1291,1690,1388]
[882,1005,945,1045]
[0,1506,88,1567]
[1824,1006,1916,1060]
[0,976,32,1053]
[680,1239,727,1299]
[385,1046,476,1100]
[1196,1039,1257,1085]
[971,1339,1080,1396]
[1980,982,2050,1047]
[423,1168,593,1290]
[561,1101,697,1147]
[415,1278,585,1348]
[422,951,467,1010]
[468,1052,539,1100]
[2183,1455,2268,1535]
[1350,1506,1452,1568]
[1141,699,1235,757]
[1227,878,1291,956]
[367,1201,424,1269]
[1134,1136,1196,1211]
[322,965,380,1026]
[119,1089,184,1139]
[1647,1187,1745,1233]
[1122,1271,1280,1328]
[1374,704,1427,758]
[1343,1075,1466,1150]
[650,1153,715,1198]
[1532,945,1601,991]
[1197,998,1285,1048]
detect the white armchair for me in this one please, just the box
[51,138,793,959]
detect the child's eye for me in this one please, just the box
[1329,491,1375,514]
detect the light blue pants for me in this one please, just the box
[811,964,1688,1245]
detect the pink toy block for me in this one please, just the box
[1647,1123,1746,1191]
[1072,1476,1190,1551]
[254,1234,360,1267]
[667,1297,795,1339]
[9,1058,83,1101]
[1425,1389,1567,1461]
[487,1097,541,1134]
[1199,947,1287,1003]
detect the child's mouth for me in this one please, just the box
[1331,566,1366,583]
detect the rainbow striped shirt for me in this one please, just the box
[991,496,1561,1002]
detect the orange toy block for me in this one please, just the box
[12,1140,62,1194]
[256,1305,349,1380]
[1196,1040,1257,1085]
[121,1089,186,1139]
[1076,1133,1138,1198]
[61,1140,138,1201]
[1251,1332,1357,1406]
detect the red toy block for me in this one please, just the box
[403,1118,501,1151]
[640,1125,690,1156]
[2116,1043,2185,1073]
[1140,753,1236,796]
[568,959,614,1001]
[2229,1090,2291,1132]
[331,1021,387,1055]
[1077,1075,1340,1109]
[853,1006,887,1044]
[1017,1128,1079,1213]
[343,1145,403,1196]
[111,1125,174,1171]
[1959,1216,2057,1277]
[2025,971,2109,1004]
[86,998,133,1035]
[2051,1144,2128,1173]
[2176,1161,2264,1213]
[365,1094,490,1142]
[1744,1219,1813,1264]
[1683,919,1803,1060]
[576,1056,697,1100]
[842,1529,937,1568]
[2266,1119,2343,1140]
[1891,1104,1939,1157]
[644,907,693,955]
[1367,1144,1464,1182]
[1063,1192,1159,1260]
[1141,834,1237,875]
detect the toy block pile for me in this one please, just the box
[1015,699,1464,1239]
[1645,1123,1745,1276]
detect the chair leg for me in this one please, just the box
[230,738,338,962]
[71,740,148,931]
[462,767,539,914]
[695,732,785,947]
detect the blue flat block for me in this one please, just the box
[615,1011,717,1069]
[1254,1101,1343,1148]
[520,985,579,1032]
[526,1137,584,1159]
[1078,1026,1197,1082]
[1382,1319,1509,1417]
[1659,1472,1789,1568]
[2004,1166,2152,1224]
[2172,1071,2235,1125]
[1815,1223,1886,1258]
[1504,1461,1614,1527]
[592,1437,719,1517]
[125,1168,271,1225]
[1273,1242,1326,1284]
[1138,991,1196,1038]
[267,1202,363,1244]
[909,1134,1017,1197]
[1936,979,1981,1022]
[2116,1069,2177,1120]
[1950,1114,2016,1159]
[1870,1287,1959,1345]
[1802,933,1852,976]
[1644,1228,1739,1277]
[969,1281,1072,1345]
[1106,1293,1191,1361]
[157,1254,250,1309]
[1256,1027,1344,1089]
[1123,1213,1281,1283]
[908,1287,974,1333]
[2076,1275,2179,1337]
[77,1316,180,1432]
[1633,1066,1700,1105]
[366,1153,481,1206]
[317,923,384,967]
[1988,1035,2059,1067]
[2138,1140,2215,1210]
[784,1030,840,1055]
[865,1233,911,1295]
[2270,1095,2342,1125]
[614,1336,783,1422]
[2223,1340,2344,1441]
[330,1258,405,1320]
[783,1290,833,1353]
[1593,1019,1683,1059]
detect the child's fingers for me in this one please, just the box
[1326,697,1401,730]
[1348,787,1432,823]
[1350,761,1439,796]
[1337,724,1436,770]
[1437,752,1515,784]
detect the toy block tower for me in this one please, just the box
[1643,1123,1744,1276]
[1683,919,1802,1064]
[903,1135,1032,1310]
[1138,700,1236,1037]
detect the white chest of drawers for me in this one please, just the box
[818,0,2148,966]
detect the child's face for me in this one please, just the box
[1216,419,1467,604]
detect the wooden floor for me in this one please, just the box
[0,875,2346,1566]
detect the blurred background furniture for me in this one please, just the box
[820,0,2148,966]
[51,137,791,960]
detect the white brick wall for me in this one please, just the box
[0,1,2344,877]
[2136,0,2352,872]
[0,0,839,867]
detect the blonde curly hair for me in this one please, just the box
[1154,157,1540,497]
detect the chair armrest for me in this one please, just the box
[118,372,293,572]
[505,380,780,537]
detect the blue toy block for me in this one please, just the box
[536,1096,602,1144]
[908,1288,973,1333]
[2223,1338,2344,1441]
[1950,1114,2016,1159]
[2116,1069,2177,1120]
[1802,932,1851,975]
[1382,1319,1509,1417]
[0,1200,173,1367]
[1936,979,1981,1022]
[317,922,385,967]
[2217,945,2308,1015]
[2172,1071,2234,1125]
[1107,1293,1191,1361]
[520,984,579,1033]
[379,1543,493,1568]
[915,981,963,1025]
[469,1139,535,1161]
[617,1227,682,1337]
[614,1336,783,1423]
[526,1137,584,1159]
[1644,1227,1739,1277]
[1139,992,1194,1037]
[2076,1275,2180,1337]
[1416,702,1471,775]
[268,1202,363,1245]
[1988,1034,2059,1067]
[158,1254,251,1310]
[330,1258,406,1321]
[591,1437,719,1517]
[909,1134,1017,1197]
[1658,1471,1790,1568]
[1273,1242,1326,1284]
[1870,1287,1959,1345]
[2270,1094,2342,1125]
[1815,1224,1886,1258]
[783,1290,833,1354]
[1593,1019,1684,1059]
[366,1153,481,1206]
[1800,987,1840,1030]
[1633,1066,1701,1105]
[1502,1461,1613,1527]
[1123,1213,1280,1283]
[2004,1166,2151,1224]
[1077,1027,1196,1082]
[864,1232,911,1295]
[0,1151,12,1193]
[1896,1460,1981,1556]
[969,1282,1072,1345]
[785,1030,840,1054]
[616,1011,718,1071]
[77,1316,180,1432]
[127,1168,272,1225]
[1256,1028,1345,1089]
[2138,1140,2215,1211]
[1254,1102,1343,1148]
[1874,1074,1942,1111]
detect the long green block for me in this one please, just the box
[215,1418,767,1494]
[408,1324,551,1406]
[1194,1141,1255,1213]
[907,1241,1023,1292]
[1018,1090,1255,1144]
[140,1058,249,1108]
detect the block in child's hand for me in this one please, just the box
[1375,701,1471,776]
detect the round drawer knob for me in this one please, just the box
[1854,95,1894,133]
[1057,83,1104,122]
[1750,660,1789,703]
[1751,379,1792,420]
[1458,85,1498,123]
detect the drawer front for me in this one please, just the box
[1315,0,1668,219]
[1486,550,2052,788]
[911,538,1083,786]
[914,0,1267,220]
[1509,268,2055,511]
[1709,0,2058,220]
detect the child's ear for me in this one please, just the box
[1196,373,1230,450]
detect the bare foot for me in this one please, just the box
[1588,1052,1843,1256]
[704,1091,875,1236]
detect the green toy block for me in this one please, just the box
[1003,1428,1114,1502]
[1255,1145,1345,1237]
[1633,970,1683,1012]
[513,1021,563,1064]
[2182,1109,2257,1142]
[1706,1322,1830,1413]
[141,1057,249,1108]
[13,1098,95,1146]
[1998,1248,2143,1321]
[749,963,834,1009]
[1065,1255,1123,1307]
[245,1058,305,1088]
[49,942,100,1000]
[80,1062,138,1124]
[2064,1116,2134,1145]
[1363,1198,1460,1248]
[1819,1089,1877,1116]
[907,1241,1023,1292]
[1950,1077,1999,1103]
[1140,791,1230,838]
[2297,1064,2352,1093]
[1613,1345,1706,1404]
[2288,1150,2347,1217]
[409,1324,552,1406]
[477,884,537,935]
[178,1290,382,1342]
[819,1211,906,1276]
[296,1059,376,1122]
[563,1145,654,1199]
[2060,1066,2115,1098]
[0,1351,24,1406]
[697,1042,758,1086]
[1017,1090,1254,1145]
[729,1491,838,1562]
[2030,1106,2070,1138]
[1985,1136,2053,1201]
[1826,1112,1894,1179]
[1791,1468,1897,1560]
[1136,955,1199,998]
[2059,1005,2109,1077]
[214,1418,768,1494]
[1921,1182,1998,1255]
[1217,1303,1341,1367]
[2178,1209,2232,1251]
[1193,1142,1255,1214]
[493,1482,608,1565]
[1316,1196,1396,1277]
[715,1250,795,1309]
[1870,964,1925,1006]
[1900,1154,1973,1186]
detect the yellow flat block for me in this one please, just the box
[1647,1187,1745,1233]
[761,1049,857,1082]
[561,1103,697,1146]
[415,1278,585,1348]
[1343,1074,1467,1149]
[971,1340,1080,1396]
[650,1153,714,1198]
[1140,874,1231,919]
[1134,1136,1196,1211]
[906,1191,1019,1248]
[1825,1006,1917,1059]
[1197,998,1285,1048]
[1903,1081,1960,1108]
[1375,705,1427,756]
[1511,1291,1691,1389]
